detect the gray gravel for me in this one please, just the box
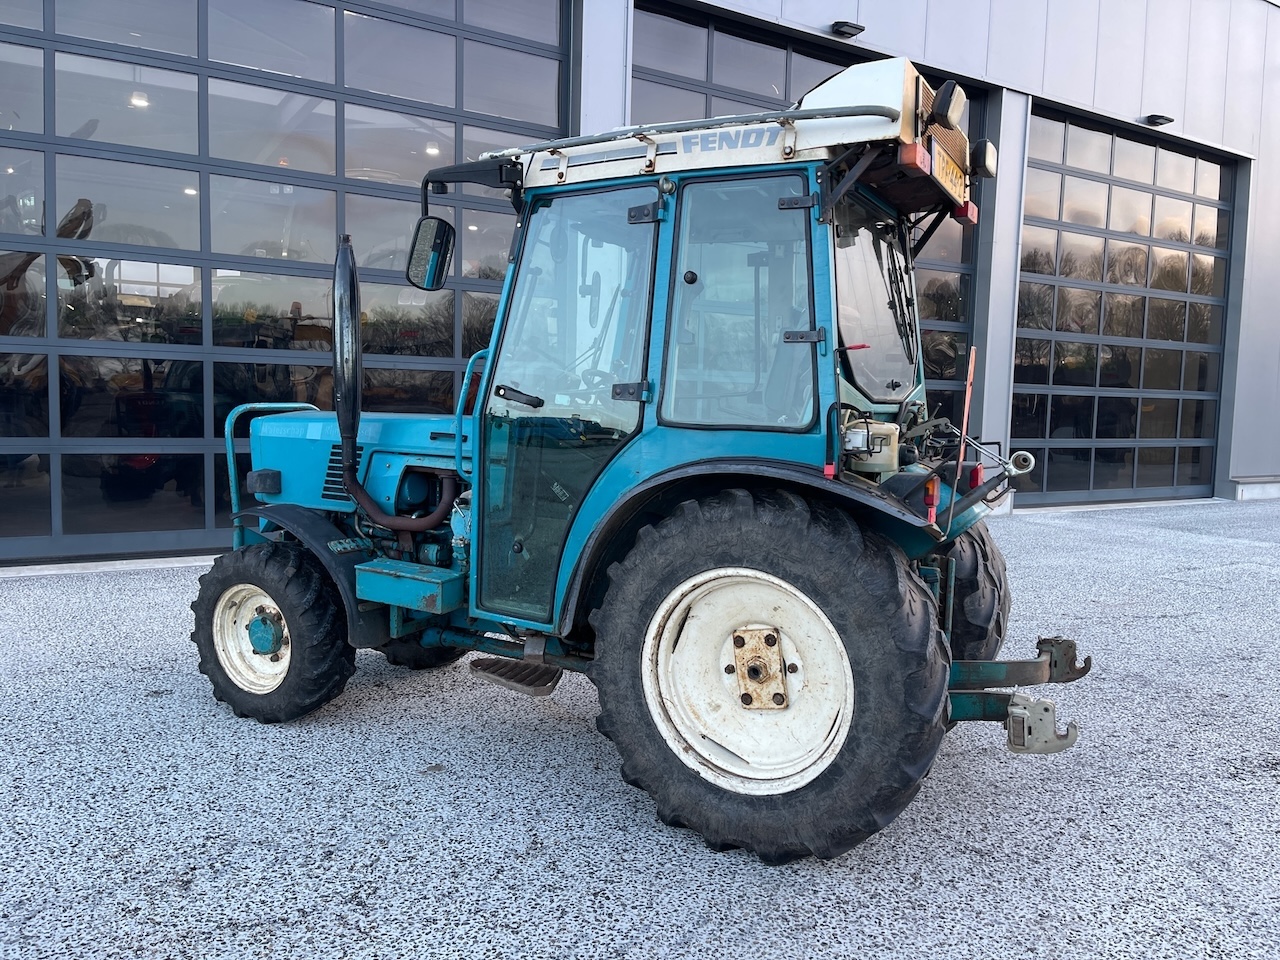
[1,499,1278,959]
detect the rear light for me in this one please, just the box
[952,201,978,224]
[898,142,931,177]
[923,476,940,524]
[968,463,985,490]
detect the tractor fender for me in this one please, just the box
[555,458,939,637]
[233,504,390,649]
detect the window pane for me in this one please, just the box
[1060,232,1103,281]
[1098,345,1139,388]
[58,257,201,344]
[1096,396,1137,438]
[361,283,453,357]
[1142,348,1181,390]
[712,32,785,99]
[1105,239,1147,286]
[211,270,331,349]
[462,291,498,356]
[921,330,967,381]
[63,453,205,533]
[0,0,41,29]
[916,270,966,323]
[56,53,198,154]
[346,105,454,187]
[710,95,773,116]
[57,155,200,249]
[1139,397,1178,437]
[463,41,558,126]
[464,0,558,44]
[1187,303,1223,344]
[1149,247,1188,292]
[0,451,50,536]
[1023,168,1061,220]
[0,250,45,335]
[1045,448,1092,491]
[1016,282,1054,330]
[1052,341,1096,387]
[1196,158,1229,201]
[1013,337,1050,384]
[1055,287,1100,334]
[364,367,454,414]
[460,208,515,280]
[214,362,333,437]
[1108,186,1151,235]
[790,54,842,100]
[1050,394,1094,439]
[1177,446,1213,485]
[1093,448,1133,490]
[1191,254,1226,297]
[1102,293,1144,339]
[1065,125,1109,173]
[209,78,334,175]
[57,0,196,56]
[0,352,48,436]
[1062,175,1106,227]
[209,175,335,263]
[1181,399,1217,439]
[927,389,960,426]
[345,12,454,107]
[1028,116,1064,163]
[347,193,419,274]
[632,78,704,124]
[0,146,43,236]
[60,354,203,438]
[1156,147,1195,194]
[914,216,970,264]
[1184,351,1220,392]
[1020,225,1056,275]
[1152,195,1192,242]
[1112,137,1155,183]
[1146,297,1185,340]
[0,41,43,134]
[1011,393,1048,439]
[210,0,334,83]
[374,0,454,19]
[1193,204,1228,250]
[634,10,706,79]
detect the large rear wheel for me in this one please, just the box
[590,489,949,863]
[938,521,1010,662]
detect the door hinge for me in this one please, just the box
[627,201,664,224]
[611,381,652,402]
[782,328,825,343]
[778,193,818,210]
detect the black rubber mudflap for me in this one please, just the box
[469,657,563,697]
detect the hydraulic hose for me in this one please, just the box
[342,468,458,533]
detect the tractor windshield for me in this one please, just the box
[832,197,918,404]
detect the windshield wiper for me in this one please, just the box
[872,236,917,364]
[494,384,544,409]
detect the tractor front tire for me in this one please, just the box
[191,541,355,723]
[939,521,1010,662]
[589,489,949,864]
[375,639,466,670]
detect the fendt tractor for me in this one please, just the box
[192,58,1091,863]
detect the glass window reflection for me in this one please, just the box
[461,209,515,280]
[58,257,200,344]
[790,54,842,100]
[56,53,198,154]
[462,291,499,356]
[210,271,331,349]
[0,41,44,134]
[344,12,455,107]
[56,155,200,249]
[209,175,335,263]
[1062,176,1106,227]
[712,32,785,99]
[1156,148,1195,194]
[1059,232,1103,281]
[1065,125,1109,173]
[1055,287,1100,334]
[633,9,707,79]
[464,0,558,45]
[1152,195,1192,242]
[632,78,705,124]
[57,0,196,56]
[347,193,420,274]
[1112,138,1155,184]
[0,451,50,537]
[1020,225,1056,275]
[1136,448,1175,487]
[0,0,41,29]
[63,452,204,533]
[1016,282,1054,330]
[214,361,333,437]
[1028,116,1064,163]
[361,283,454,357]
[1108,186,1150,235]
[1023,168,1061,220]
[463,40,559,127]
[1102,294,1144,339]
[364,367,454,414]
[1177,447,1213,486]
[0,146,43,236]
[209,79,335,175]
[0,249,45,336]
[209,0,334,83]
[60,355,204,438]
[916,271,966,322]
[347,105,455,187]
[921,331,967,381]
[0,351,48,437]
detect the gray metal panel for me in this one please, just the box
[1140,0,1192,132]
[924,0,991,81]
[1092,0,1147,120]
[842,0,928,62]
[1223,0,1269,155]
[1042,0,1099,106]
[1182,0,1230,143]
[984,0,1048,93]
[578,0,633,132]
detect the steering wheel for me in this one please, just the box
[580,368,612,389]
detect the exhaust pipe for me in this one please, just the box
[332,234,456,532]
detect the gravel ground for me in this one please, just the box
[1,499,1277,959]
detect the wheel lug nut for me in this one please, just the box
[764,633,777,646]
[772,693,785,705]
[787,662,798,673]
[724,664,735,675]
[733,635,745,648]
[740,693,753,706]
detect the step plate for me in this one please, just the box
[470,657,562,697]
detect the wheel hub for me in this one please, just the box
[247,610,285,656]
[727,627,790,709]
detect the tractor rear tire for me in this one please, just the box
[376,639,466,670]
[939,521,1010,662]
[191,541,356,723]
[589,488,949,864]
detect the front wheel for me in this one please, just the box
[937,521,1010,662]
[191,541,355,723]
[590,489,949,863]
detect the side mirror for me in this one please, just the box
[406,216,455,291]
[929,80,967,131]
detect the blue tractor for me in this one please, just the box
[192,59,1089,863]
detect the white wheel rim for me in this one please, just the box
[640,567,854,796]
[212,583,291,694]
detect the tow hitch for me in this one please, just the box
[948,637,1091,754]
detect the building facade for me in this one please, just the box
[1,0,1277,562]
